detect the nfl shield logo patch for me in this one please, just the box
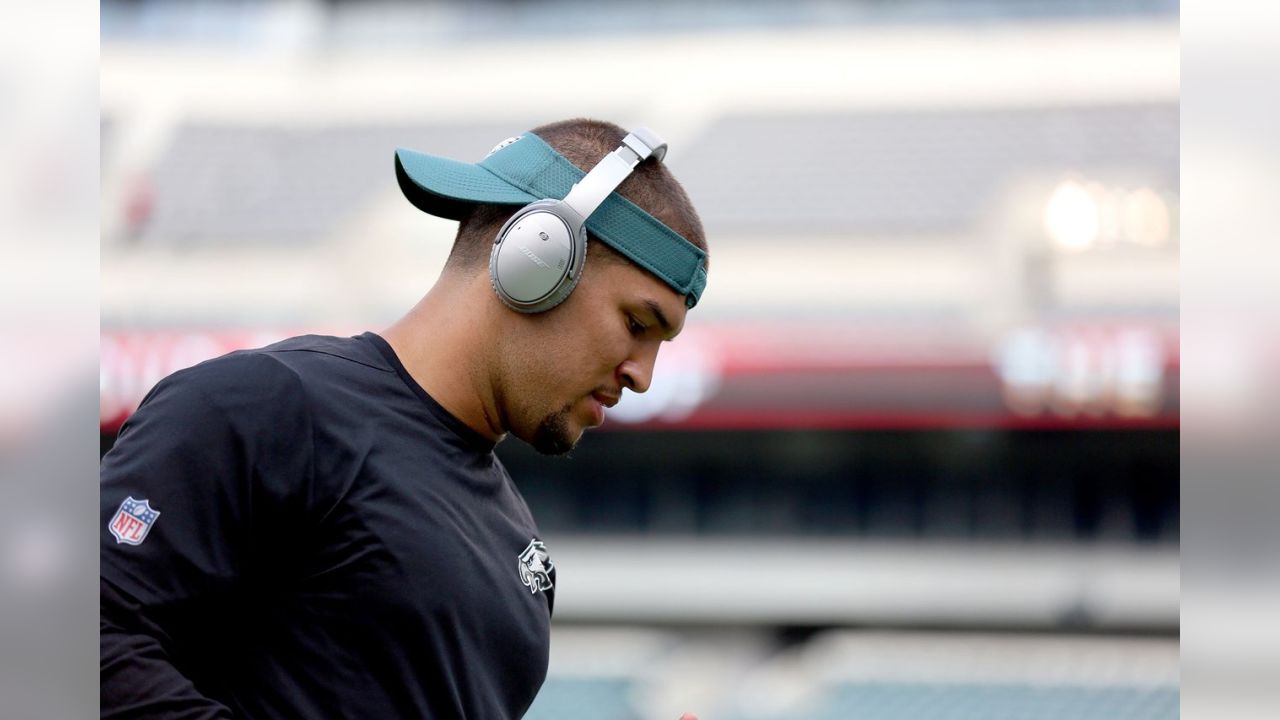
[109,497,161,545]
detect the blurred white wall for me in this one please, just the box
[101,18,1179,335]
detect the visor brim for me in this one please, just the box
[395,147,537,221]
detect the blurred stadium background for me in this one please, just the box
[100,1,1179,718]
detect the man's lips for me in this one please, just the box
[585,391,620,427]
[591,391,621,409]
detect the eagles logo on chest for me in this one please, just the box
[517,539,554,594]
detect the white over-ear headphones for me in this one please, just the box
[489,128,668,313]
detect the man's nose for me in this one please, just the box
[618,345,659,394]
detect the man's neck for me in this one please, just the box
[380,275,506,442]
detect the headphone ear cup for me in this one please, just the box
[490,202,585,313]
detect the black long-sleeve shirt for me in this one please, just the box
[101,332,554,719]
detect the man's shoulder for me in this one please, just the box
[157,333,389,407]
[254,333,393,377]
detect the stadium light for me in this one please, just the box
[1043,179,1100,252]
[1121,187,1172,248]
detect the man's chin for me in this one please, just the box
[530,431,581,457]
[529,412,582,457]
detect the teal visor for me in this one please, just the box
[395,133,707,308]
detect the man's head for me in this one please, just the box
[440,119,706,276]
[398,118,708,455]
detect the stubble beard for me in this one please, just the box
[531,400,580,456]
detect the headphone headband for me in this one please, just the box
[562,129,668,221]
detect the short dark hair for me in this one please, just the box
[443,118,708,278]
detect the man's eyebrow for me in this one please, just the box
[642,299,679,339]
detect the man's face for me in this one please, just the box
[499,255,688,455]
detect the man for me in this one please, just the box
[100,118,709,719]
